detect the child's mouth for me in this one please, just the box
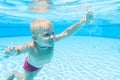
[49,41,54,43]
[48,40,54,44]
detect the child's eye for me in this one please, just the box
[44,33,50,36]
[52,32,54,35]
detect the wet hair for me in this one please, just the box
[30,19,53,34]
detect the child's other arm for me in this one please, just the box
[55,11,94,41]
[3,42,32,56]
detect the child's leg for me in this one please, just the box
[6,72,14,80]
[13,70,24,80]
[6,67,42,80]
[6,70,24,80]
[6,69,40,80]
[24,69,40,80]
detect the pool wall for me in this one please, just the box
[0,20,120,39]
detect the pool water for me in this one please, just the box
[0,0,120,38]
[0,0,120,80]
[0,36,120,80]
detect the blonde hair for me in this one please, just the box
[30,19,53,34]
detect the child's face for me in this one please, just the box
[34,26,55,47]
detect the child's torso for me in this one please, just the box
[28,47,54,68]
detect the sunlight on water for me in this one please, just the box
[0,0,120,24]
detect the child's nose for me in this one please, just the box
[50,34,54,39]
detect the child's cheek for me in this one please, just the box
[44,37,49,41]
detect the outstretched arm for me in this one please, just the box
[55,11,94,41]
[3,42,32,56]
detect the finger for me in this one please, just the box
[8,46,14,51]
[3,50,6,54]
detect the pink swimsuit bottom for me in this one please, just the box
[23,57,42,72]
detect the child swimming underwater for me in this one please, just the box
[3,11,94,80]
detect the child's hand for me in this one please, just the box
[85,11,94,24]
[80,11,94,24]
[3,46,17,56]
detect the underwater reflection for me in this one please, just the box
[29,0,52,13]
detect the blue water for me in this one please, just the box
[0,0,120,80]
[0,36,120,80]
[0,0,120,38]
